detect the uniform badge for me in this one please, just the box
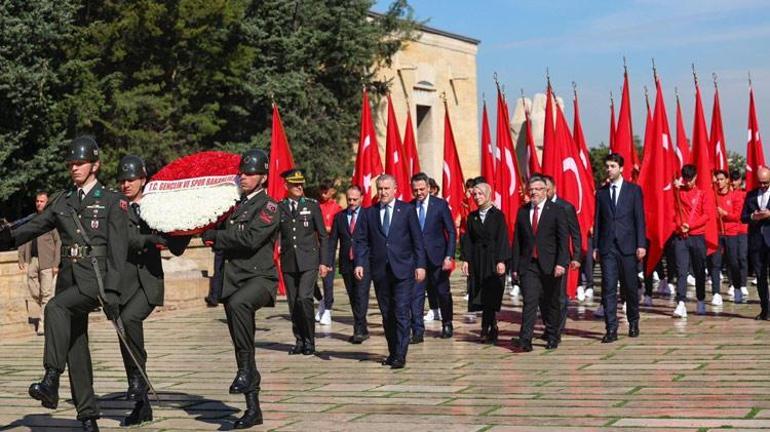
[304,220,309,227]
[91,219,99,229]
[120,200,128,211]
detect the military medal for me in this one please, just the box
[304,221,309,227]
[91,220,99,229]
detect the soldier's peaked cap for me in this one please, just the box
[281,168,306,184]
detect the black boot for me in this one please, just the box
[81,417,99,431]
[126,368,147,401]
[29,368,60,409]
[488,319,499,344]
[479,312,490,342]
[288,338,304,355]
[233,391,263,429]
[302,336,315,355]
[123,393,153,426]
[230,352,257,394]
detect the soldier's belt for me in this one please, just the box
[61,244,108,259]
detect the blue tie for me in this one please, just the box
[418,201,425,230]
[382,204,391,236]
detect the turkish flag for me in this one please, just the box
[352,89,383,207]
[709,87,729,172]
[402,110,421,179]
[639,78,676,275]
[525,106,541,177]
[442,103,466,226]
[268,103,295,296]
[642,96,653,171]
[614,70,638,181]
[746,86,766,191]
[573,92,595,199]
[494,88,523,240]
[385,94,411,201]
[480,101,496,193]
[691,83,719,255]
[674,95,691,174]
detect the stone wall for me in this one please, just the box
[0,239,215,341]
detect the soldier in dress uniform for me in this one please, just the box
[116,155,189,426]
[278,168,329,356]
[200,149,279,429]
[0,136,128,432]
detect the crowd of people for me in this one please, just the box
[2,136,768,431]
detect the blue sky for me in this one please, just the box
[373,0,770,154]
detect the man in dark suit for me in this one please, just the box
[0,136,128,432]
[740,166,770,320]
[593,153,646,342]
[328,185,370,343]
[511,176,569,352]
[277,169,329,356]
[117,155,189,426]
[543,175,581,341]
[354,174,426,369]
[409,172,456,341]
[201,149,279,429]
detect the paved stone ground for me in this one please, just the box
[2,274,770,431]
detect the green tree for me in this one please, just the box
[0,0,79,216]
[727,150,745,176]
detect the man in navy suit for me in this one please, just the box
[328,186,371,343]
[408,172,456,341]
[355,174,426,369]
[740,166,770,320]
[593,153,646,343]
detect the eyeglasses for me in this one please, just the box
[760,181,770,186]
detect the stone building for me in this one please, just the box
[371,17,480,183]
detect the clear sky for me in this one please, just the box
[373,0,770,154]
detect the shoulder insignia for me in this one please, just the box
[66,190,73,198]
[266,201,277,213]
[94,189,103,198]
[259,210,274,223]
[119,200,128,211]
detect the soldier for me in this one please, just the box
[278,169,329,355]
[0,136,128,432]
[200,149,279,429]
[116,155,189,426]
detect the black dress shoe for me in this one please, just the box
[81,418,99,432]
[755,313,769,321]
[601,331,618,343]
[29,368,60,409]
[390,358,406,369]
[545,340,559,350]
[629,321,640,338]
[288,339,304,355]
[302,340,315,355]
[381,356,394,366]
[233,391,263,429]
[513,339,533,352]
[487,325,499,344]
[440,323,454,339]
[204,296,218,307]
[123,394,152,426]
[350,333,369,344]
[410,334,424,344]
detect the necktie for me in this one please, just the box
[611,185,617,210]
[291,200,298,217]
[382,204,391,236]
[532,204,539,258]
[131,202,141,216]
[78,189,85,203]
[348,210,357,260]
[418,200,425,230]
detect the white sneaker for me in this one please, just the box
[622,302,627,315]
[577,286,586,302]
[511,284,520,299]
[584,288,594,302]
[315,302,326,322]
[464,294,469,301]
[687,275,696,286]
[319,309,332,325]
[637,271,644,281]
[711,293,723,306]
[436,309,443,321]
[642,295,653,306]
[423,309,435,321]
[727,286,735,297]
[653,271,661,283]
[668,282,676,293]
[741,286,750,297]
[751,278,758,286]
[673,301,687,318]
[593,304,605,318]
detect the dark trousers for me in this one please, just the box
[119,288,154,382]
[737,234,749,287]
[643,258,665,296]
[600,244,640,332]
[373,266,413,362]
[44,286,99,420]
[410,263,452,336]
[321,256,336,309]
[720,235,743,291]
[673,235,707,302]
[749,245,770,315]
[540,268,568,339]
[341,269,370,336]
[207,250,225,304]
[222,278,272,393]
[520,260,561,343]
[426,281,439,311]
[581,237,594,290]
[707,237,726,294]
[284,270,317,343]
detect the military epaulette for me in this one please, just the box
[47,190,67,207]
[303,197,317,203]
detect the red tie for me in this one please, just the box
[348,211,357,260]
[532,204,539,258]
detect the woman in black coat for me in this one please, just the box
[461,182,510,343]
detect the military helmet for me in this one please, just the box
[66,136,100,162]
[117,155,147,181]
[239,149,269,175]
